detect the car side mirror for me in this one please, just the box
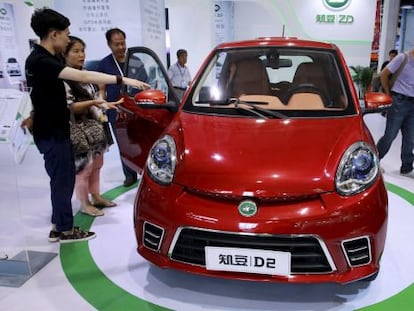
[134,89,166,104]
[362,92,392,114]
[134,89,178,112]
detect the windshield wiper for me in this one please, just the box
[228,98,287,119]
[195,97,287,119]
[195,98,267,106]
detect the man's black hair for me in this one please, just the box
[105,28,126,43]
[177,49,187,58]
[389,49,398,56]
[30,8,70,40]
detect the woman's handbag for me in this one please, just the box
[70,118,107,155]
[90,105,114,146]
[70,121,89,156]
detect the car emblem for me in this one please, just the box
[238,200,257,217]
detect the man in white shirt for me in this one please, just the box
[168,49,191,100]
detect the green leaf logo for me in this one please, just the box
[238,200,258,217]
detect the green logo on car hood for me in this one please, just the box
[323,0,351,10]
[238,200,257,217]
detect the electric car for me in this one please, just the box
[117,37,391,284]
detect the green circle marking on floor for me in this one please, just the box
[60,182,414,311]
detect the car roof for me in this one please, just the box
[215,37,338,50]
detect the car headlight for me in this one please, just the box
[335,142,379,196]
[147,135,177,185]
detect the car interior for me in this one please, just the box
[192,48,348,113]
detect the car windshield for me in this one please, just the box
[185,47,356,118]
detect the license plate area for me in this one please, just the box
[205,246,291,276]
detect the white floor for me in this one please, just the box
[1,113,414,311]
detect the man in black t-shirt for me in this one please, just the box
[25,8,149,243]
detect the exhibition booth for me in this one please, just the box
[1,0,414,310]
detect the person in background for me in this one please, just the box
[168,49,191,101]
[377,48,414,177]
[380,49,398,71]
[64,36,120,217]
[97,28,147,187]
[25,8,149,243]
[371,49,399,92]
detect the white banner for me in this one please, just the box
[55,0,166,66]
[0,2,24,89]
[232,0,377,67]
[55,0,143,61]
[214,1,234,46]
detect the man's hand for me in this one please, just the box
[21,116,33,134]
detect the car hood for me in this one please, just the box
[172,113,365,198]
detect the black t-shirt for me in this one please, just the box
[25,44,69,140]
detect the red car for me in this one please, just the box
[117,38,391,284]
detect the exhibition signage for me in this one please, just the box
[0,2,24,89]
[55,0,166,66]
[209,0,375,66]
[272,0,376,65]
[318,0,354,24]
[214,1,234,46]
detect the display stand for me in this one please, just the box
[0,88,57,287]
[0,251,57,287]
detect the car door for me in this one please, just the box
[117,47,179,173]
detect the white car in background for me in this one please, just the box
[6,57,21,76]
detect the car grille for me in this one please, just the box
[342,236,371,266]
[169,228,334,273]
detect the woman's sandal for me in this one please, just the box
[81,205,104,217]
[92,199,117,208]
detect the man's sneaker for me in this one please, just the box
[48,226,81,243]
[48,230,60,243]
[59,227,96,244]
[400,170,414,178]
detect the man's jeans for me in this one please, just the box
[35,137,75,232]
[377,92,414,173]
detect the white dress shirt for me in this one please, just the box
[168,62,191,89]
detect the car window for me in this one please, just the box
[187,47,354,118]
[124,51,169,97]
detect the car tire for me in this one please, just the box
[360,271,379,282]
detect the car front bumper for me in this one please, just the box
[134,175,388,284]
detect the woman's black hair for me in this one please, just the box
[64,36,94,102]
[64,36,86,56]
